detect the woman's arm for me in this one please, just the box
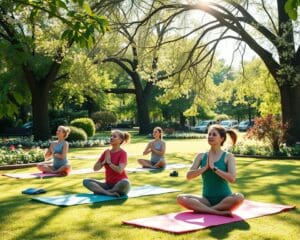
[143,142,152,155]
[53,142,69,160]
[108,162,126,174]
[93,150,108,171]
[151,141,166,156]
[44,143,53,160]
[186,153,208,180]
[211,153,236,183]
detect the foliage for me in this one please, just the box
[49,118,68,134]
[50,53,112,110]
[216,59,280,119]
[0,0,109,140]
[215,114,229,122]
[67,126,87,141]
[91,111,117,130]
[0,136,108,149]
[247,114,289,153]
[163,132,206,139]
[0,146,45,166]
[285,0,300,20]
[70,118,95,137]
[9,0,109,48]
[230,141,300,157]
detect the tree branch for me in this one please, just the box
[101,57,134,77]
[104,88,135,94]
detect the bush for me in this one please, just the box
[0,146,45,166]
[67,126,87,141]
[247,114,289,153]
[70,118,95,137]
[215,114,229,122]
[91,111,117,130]
[163,132,206,139]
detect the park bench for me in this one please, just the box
[0,127,32,138]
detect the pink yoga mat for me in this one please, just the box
[2,168,103,179]
[123,200,295,234]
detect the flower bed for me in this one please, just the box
[0,137,109,149]
[0,146,45,166]
[229,141,300,157]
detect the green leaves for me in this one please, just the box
[285,0,300,20]
[13,0,109,48]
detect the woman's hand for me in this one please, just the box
[208,155,214,170]
[104,149,111,165]
[143,142,153,155]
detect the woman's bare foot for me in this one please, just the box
[108,190,120,197]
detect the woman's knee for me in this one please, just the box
[137,159,143,164]
[116,179,131,194]
[176,194,187,204]
[82,178,92,187]
[235,193,244,203]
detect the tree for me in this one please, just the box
[140,0,300,144]
[0,0,108,140]
[217,58,280,120]
[49,52,112,116]
[93,1,217,134]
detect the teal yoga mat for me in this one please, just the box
[32,185,180,206]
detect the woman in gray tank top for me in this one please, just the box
[36,126,71,175]
[137,127,166,169]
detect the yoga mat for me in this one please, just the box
[123,200,295,234]
[2,168,103,179]
[32,185,180,206]
[127,163,189,173]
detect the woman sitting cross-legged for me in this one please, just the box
[177,124,244,217]
[36,125,71,176]
[83,130,131,197]
[137,126,166,169]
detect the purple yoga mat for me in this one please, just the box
[2,168,103,179]
[123,200,295,234]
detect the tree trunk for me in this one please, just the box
[179,112,186,127]
[135,90,151,134]
[279,81,300,145]
[31,84,51,140]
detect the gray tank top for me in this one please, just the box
[150,141,165,164]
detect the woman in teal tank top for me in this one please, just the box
[177,124,244,216]
[36,126,71,175]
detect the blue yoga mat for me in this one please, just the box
[32,185,180,206]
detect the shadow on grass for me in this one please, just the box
[209,220,250,239]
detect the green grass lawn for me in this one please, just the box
[0,137,299,240]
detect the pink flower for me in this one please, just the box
[9,145,16,151]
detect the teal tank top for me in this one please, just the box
[200,152,232,199]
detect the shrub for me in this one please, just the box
[70,118,95,137]
[67,126,87,141]
[215,114,229,122]
[0,146,45,166]
[247,114,289,153]
[91,111,117,130]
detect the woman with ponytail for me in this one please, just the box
[177,124,244,216]
[83,130,131,197]
[137,126,166,169]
